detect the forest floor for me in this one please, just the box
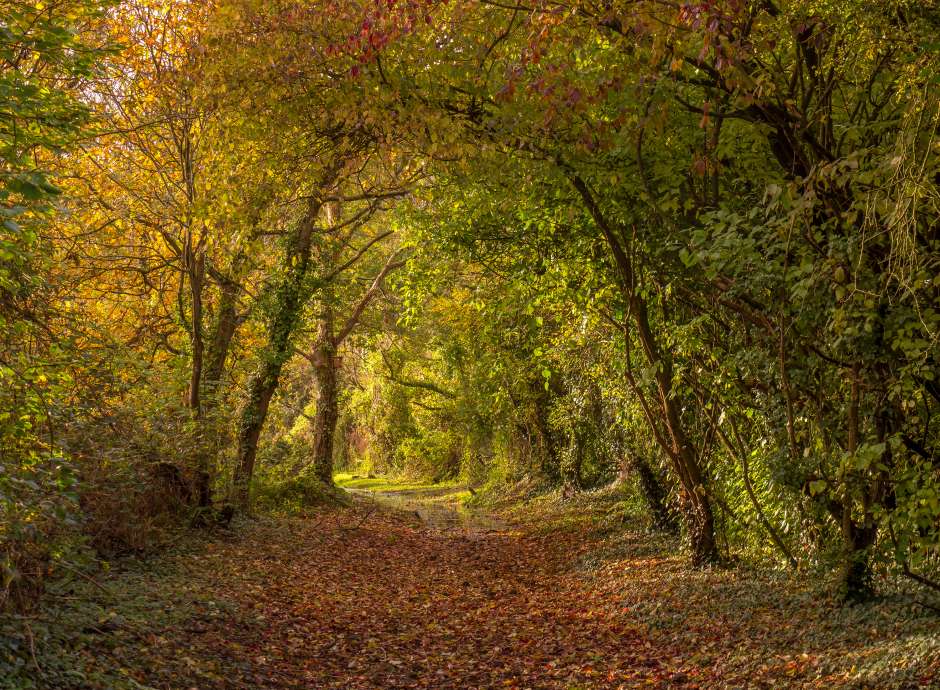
[2,483,939,689]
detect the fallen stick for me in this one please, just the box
[341,504,377,532]
[57,561,109,594]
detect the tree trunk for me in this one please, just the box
[311,305,339,485]
[184,243,205,418]
[532,391,560,480]
[183,242,212,514]
[626,452,678,534]
[630,296,719,565]
[840,519,877,602]
[234,360,280,508]
[684,488,718,566]
[203,255,245,405]
[562,429,584,493]
[568,173,719,566]
[838,365,876,601]
[233,200,322,509]
[306,247,401,485]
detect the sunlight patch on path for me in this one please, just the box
[345,484,510,536]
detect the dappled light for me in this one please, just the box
[1,0,938,687]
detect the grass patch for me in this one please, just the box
[254,469,350,513]
[334,472,457,493]
[0,529,227,689]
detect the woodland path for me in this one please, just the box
[22,486,940,689]
[162,490,661,689]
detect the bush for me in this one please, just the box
[0,454,84,610]
[252,467,350,513]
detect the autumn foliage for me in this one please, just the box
[1,0,939,685]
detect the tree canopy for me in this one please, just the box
[1,0,939,682]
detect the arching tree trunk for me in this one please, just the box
[568,173,719,566]
[233,199,323,509]
[663,391,719,566]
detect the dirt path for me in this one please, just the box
[160,497,653,689]
[13,489,939,689]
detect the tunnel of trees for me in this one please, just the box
[1,0,938,634]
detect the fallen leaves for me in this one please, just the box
[4,494,938,689]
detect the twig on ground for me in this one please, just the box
[341,504,377,532]
[58,561,109,594]
[24,620,40,673]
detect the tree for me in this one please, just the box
[1,0,110,605]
